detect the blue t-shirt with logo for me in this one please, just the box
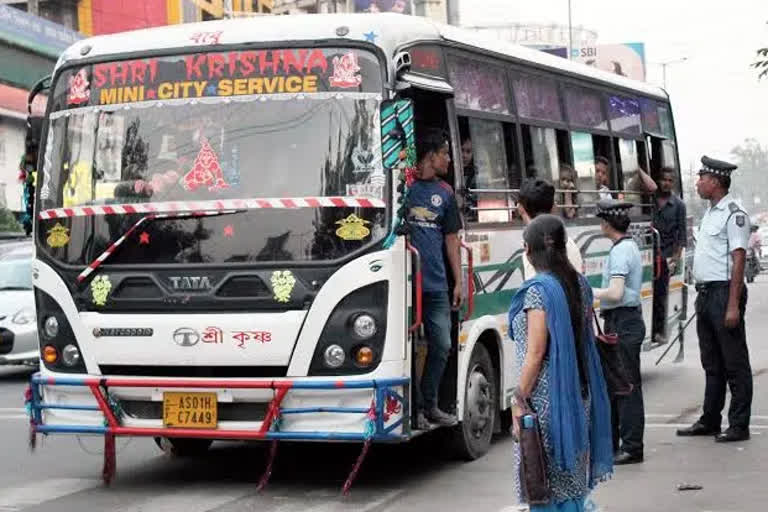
[406,178,461,292]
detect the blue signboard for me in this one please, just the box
[0,5,82,59]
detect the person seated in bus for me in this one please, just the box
[592,200,646,465]
[460,134,478,223]
[518,178,584,276]
[623,165,658,216]
[595,156,613,201]
[508,214,613,511]
[407,128,462,428]
[558,164,579,220]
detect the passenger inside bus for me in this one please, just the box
[460,133,478,223]
[595,156,613,201]
[558,164,579,220]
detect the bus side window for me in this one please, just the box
[522,125,558,182]
[569,132,613,217]
[461,117,514,224]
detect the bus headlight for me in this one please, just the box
[44,316,59,338]
[309,282,388,376]
[352,314,377,339]
[35,288,86,374]
[323,344,345,368]
[61,344,81,367]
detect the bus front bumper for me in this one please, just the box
[27,373,410,442]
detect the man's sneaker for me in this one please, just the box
[653,333,668,345]
[425,407,458,426]
[415,411,433,431]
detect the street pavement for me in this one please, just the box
[1,281,767,511]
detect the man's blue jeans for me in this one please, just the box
[418,291,452,411]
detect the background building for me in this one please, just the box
[0,4,80,213]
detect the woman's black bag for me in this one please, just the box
[592,309,633,397]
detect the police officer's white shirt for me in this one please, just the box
[693,193,750,283]
[523,237,585,279]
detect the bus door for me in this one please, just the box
[395,77,466,419]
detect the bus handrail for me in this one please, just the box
[460,241,475,322]
[651,227,663,280]
[468,188,648,196]
[406,241,423,333]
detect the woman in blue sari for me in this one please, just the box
[509,215,613,511]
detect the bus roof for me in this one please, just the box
[58,13,668,101]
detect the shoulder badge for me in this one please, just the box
[728,202,739,213]
[735,215,745,227]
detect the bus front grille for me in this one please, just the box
[98,365,288,378]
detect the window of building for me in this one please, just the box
[513,74,563,123]
[448,55,510,114]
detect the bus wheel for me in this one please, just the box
[154,437,213,457]
[453,343,495,460]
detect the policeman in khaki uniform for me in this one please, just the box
[677,156,753,443]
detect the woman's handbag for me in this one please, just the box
[592,309,633,397]
[517,397,551,505]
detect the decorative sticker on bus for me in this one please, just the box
[68,69,90,105]
[46,223,70,248]
[270,270,296,304]
[233,330,272,349]
[91,275,113,306]
[335,214,371,241]
[57,49,381,108]
[202,327,223,344]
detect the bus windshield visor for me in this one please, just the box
[38,48,389,266]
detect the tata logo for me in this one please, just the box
[173,328,200,347]
[169,276,212,291]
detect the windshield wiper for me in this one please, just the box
[0,286,31,291]
[77,209,246,285]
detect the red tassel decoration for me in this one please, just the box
[341,439,371,497]
[102,433,116,486]
[28,421,36,452]
[256,440,279,493]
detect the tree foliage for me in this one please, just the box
[756,47,768,80]
[0,208,22,233]
[730,139,768,212]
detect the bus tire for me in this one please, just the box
[453,343,496,460]
[154,437,213,457]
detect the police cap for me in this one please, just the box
[699,155,737,177]
[596,199,634,219]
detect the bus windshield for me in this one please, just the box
[38,48,388,266]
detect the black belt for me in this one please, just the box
[695,281,729,292]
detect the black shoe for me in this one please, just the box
[714,428,750,443]
[614,451,643,465]
[676,422,721,437]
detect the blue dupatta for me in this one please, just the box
[508,272,613,487]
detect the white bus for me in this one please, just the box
[26,13,687,488]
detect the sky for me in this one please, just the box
[458,0,768,183]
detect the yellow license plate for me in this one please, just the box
[163,392,217,429]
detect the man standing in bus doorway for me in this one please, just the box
[517,178,584,275]
[407,128,463,428]
[677,156,753,443]
[595,156,614,201]
[651,167,687,345]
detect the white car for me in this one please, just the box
[0,243,38,366]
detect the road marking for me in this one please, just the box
[114,486,248,512]
[646,423,768,430]
[0,478,98,511]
